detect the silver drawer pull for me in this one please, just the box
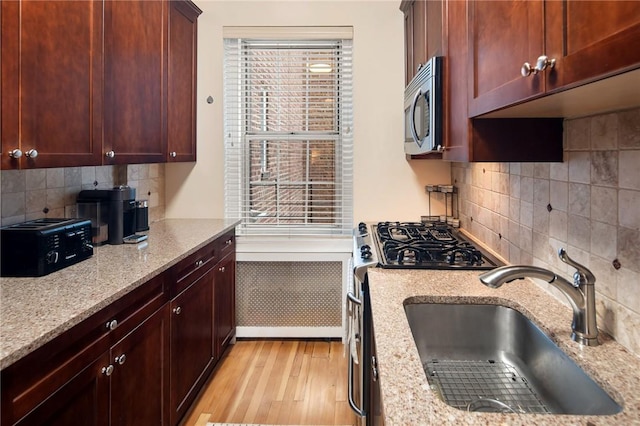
[102,365,114,376]
[106,319,118,331]
[195,259,204,267]
[225,239,232,245]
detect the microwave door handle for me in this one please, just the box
[410,89,422,144]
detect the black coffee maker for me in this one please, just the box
[77,186,137,245]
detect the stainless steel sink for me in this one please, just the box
[404,303,622,415]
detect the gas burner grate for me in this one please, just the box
[373,222,494,269]
[425,359,550,414]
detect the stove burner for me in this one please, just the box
[373,222,497,269]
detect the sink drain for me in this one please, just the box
[425,359,550,414]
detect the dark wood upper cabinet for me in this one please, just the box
[1,0,104,169]
[167,0,202,162]
[1,0,201,170]
[104,0,168,165]
[467,1,546,117]
[469,0,640,117]
[545,1,640,91]
[442,0,563,162]
[401,0,444,86]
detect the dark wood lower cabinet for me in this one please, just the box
[1,233,236,426]
[215,253,236,358]
[110,304,170,426]
[14,352,110,426]
[170,267,215,425]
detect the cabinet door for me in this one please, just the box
[170,268,215,425]
[214,253,236,358]
[0,0,103,170]
[402,0,428,85]
[402,2,414,86]
[468,0,546,117]
[110,305,170,426]
[104,0,168,164]
[10,352,110,426]
[167,0,201,162]
[545,0,640,91]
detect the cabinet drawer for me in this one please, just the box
[171,241,217,297]
[0,272,167,425]
[217,230,235,258]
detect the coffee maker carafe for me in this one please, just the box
[77,186,137,245]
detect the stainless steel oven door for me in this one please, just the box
[347,275,365,424]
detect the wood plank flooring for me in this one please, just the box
[181,340,357,425]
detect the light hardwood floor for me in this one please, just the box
[182,340,357,426]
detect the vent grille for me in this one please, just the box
[236,261,342,327]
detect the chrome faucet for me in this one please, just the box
[478,248,599,346]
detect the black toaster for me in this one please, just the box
[1,218,94,277]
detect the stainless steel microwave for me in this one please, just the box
[404,56,443,155]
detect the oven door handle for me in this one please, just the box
[347,292,362,306]
[347,291,365,418]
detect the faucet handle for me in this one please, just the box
[558,248,596,286]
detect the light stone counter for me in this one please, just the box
[367,268,640,425]
[0,218,240,370]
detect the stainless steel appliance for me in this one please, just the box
[77,186,137,245]
[404,56,443,155]
[135,200,149,232]
[347,221,502,425]
[0,218,93,277]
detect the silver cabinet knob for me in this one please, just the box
[225,239,233,246]
[173,306,182,315]
[102,365,114,376]
[8,149,22,159]
[535,55,555,73]
[106,319,118,330]
[219,266,225,273]
[521,61,533,77]
[105,150,115,158]
[195,259,204,268]
[25,149,38,158]
[115,354,126,365]
[170,151,177,158]
[371,355,378,382]
[522,55,555,77]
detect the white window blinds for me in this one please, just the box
[224,34,353,237]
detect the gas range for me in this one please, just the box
[353,221,502,280]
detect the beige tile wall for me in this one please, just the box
[453,106,640,357]
[0,164,165,226]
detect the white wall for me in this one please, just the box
[165,0,451,223]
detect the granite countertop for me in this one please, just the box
[367,268,640,425]
[0,218,240,370]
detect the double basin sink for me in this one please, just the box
[405,303,621,415]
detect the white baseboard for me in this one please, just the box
[236,326,343,340]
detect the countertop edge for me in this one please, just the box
[0,218,240,370]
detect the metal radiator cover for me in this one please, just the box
[236,261,342,327]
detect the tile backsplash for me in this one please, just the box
[453,106,640,357]
[0,164,165,226]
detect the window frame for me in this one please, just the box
[224,34,353,237]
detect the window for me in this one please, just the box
[224,29,353,237]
